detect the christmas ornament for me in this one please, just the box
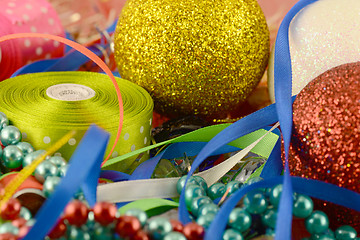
[288,62,360,230]
[114,0,269,119]
[267,0,360,102]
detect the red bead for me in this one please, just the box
[63,200,89,227]
[0,233,17,240]
[115,215,142,238]
[18,225,31,238]
[93,201,117,226]
[11,218,27,228]
[183,222,205,240]
[0,198,21,220]
[133,230,150,240]
[48,219,67,239]
[170,219,184,232]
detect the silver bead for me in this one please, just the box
[22,150,46,167]
[16,142,35,156]
[0,125,22,146]
[35,161,57,183]
[1,145,24,169]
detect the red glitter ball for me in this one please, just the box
[133,230,150,240]
[0,198,21,220]
[63,200,89,227]
[288,61,360,230]
[115,215,142,238]
[170,219,184,232]
[183,222,205,240]
[93,201,117,226]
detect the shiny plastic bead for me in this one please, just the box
[269,184,282,208]
[48,219,67,239]
[58,164,68,177]
[0,126,21,146]
[196,212,216,229]
[228,208,252,232]
[164,231,187,240]
[312,229,335,240]
[63,200,89,227]
[335,225,357,240]
[305,211,329,235]
[207,183,226,200]
[124,208,148,227]
[176,176,198,194]
[262,207,277,229]
[68,226,91,240]
[0,198,21,220]
[93,201,117,226]
[223,228,243,240]
[22,150,46,167]
[0,222,19,235]
[43,176,61,197]
[16,142,34,156]
[170,219,184,233]
[11,218,27,228]
[116,215,142,238]
[0,233,17,240]
[0,112,9,131]
[1,145,24,169]
[226,181,242,196]
[133,230,150,240]
[190,196,213,217]
[193,176,208,191]
[183,222,205,240]
[198,203,219,216]
[185,184,206,208]
[34,161,58,183]
[293,194,314,218]
[93,223,113,240]
[243,190,268,214]
[48,156,67,168]
[147,217,173,240]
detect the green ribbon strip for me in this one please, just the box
[118,198,180,217]
[0,71,153,172]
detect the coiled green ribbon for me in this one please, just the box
[0,71,153,172]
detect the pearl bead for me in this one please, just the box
[0,222,19,235]
[184,184,206,208]
[34,161,58,183]
[335,225,357,240]
[222,229,243,240]
[182,222,205,240]
[16,142,34,156]
[0,126,21,146]
[176,176,198,194]
[293,194,314,218]
[22,150,46,167]
[243,190,268,214]
[193,176,208,191]
[147,217,173,240]
[0,198,21,220]
[261,207,277,229]
[116,215,142,238]
[0,113,9,131]
[207,183,226,200]
[198,203,219,216]
[305,210,329,235]
[93,201,117,226]
[48,156,67,168]
[1,145,23,169]
[43,176,61,198]
[63,200,89,227]
[196,212,216,229]
[124,208,148,227]
[227,208,252,232]
[190,196,213,217]
[164,231,187,240]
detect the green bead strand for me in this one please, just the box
[305,211,329,235]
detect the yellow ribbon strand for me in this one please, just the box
[0,130,76,210]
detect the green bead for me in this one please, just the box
[20,207,32,221]
[0,126,21,146]
[293,194,314,218]
[176,175,198,194]
[227,208,251,232]
[335,225,357,240]
[207,183,226,200]
[68,226,91,240]
[43,176,62,197]
[22,150,46,167]
[48,156,67,168]
[196,212,216,229]
[226,181,242,196]
[190,196,213,217]
[0,222,19,235]
[266,228,276,237]
[0,112,9,130]
[305,211,329,235]
[2,145,24,169]
[269,184,282,208]
[223,229,243,240]
[243,190,268,214]
[185,184,206,208]
[194,176,208,191]
[16,142,34,156]
[147,217,173,240]
[86,211,96,230]
[35,161,58,183]
[93,223,113,240]
[311,228,335,240]
[164,232,187,240]
[124,208,148,227]
[198,203,219,216]
[262,207,277,229]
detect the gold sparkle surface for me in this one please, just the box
[114,0,269,119]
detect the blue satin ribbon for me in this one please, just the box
[23,125,109,240]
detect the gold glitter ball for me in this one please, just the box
[114,0,269,119]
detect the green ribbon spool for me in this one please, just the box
[0,71,154,172]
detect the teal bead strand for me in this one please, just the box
[193,176,208,192]
[227,208,252,233]
[305,211,329,235]
[261,207,277,229]
[164,231,187,240]
[198,203,219,216]
[243,190,268,214]
[124,208,148,227]
[269,184,282,208]
[226,181,242,196]
[293,194,314,218]
[184,184,206,208]
[207,183,226,200]
[196,212,216,229]
[335,225,357,240]
[190,196,213,217]
[176,176,198,194]
[222,229,243,240]
[147,217,173,240]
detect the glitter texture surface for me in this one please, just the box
[114,0,269,119]
[268,0,360,102]
[289,62,360,230]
